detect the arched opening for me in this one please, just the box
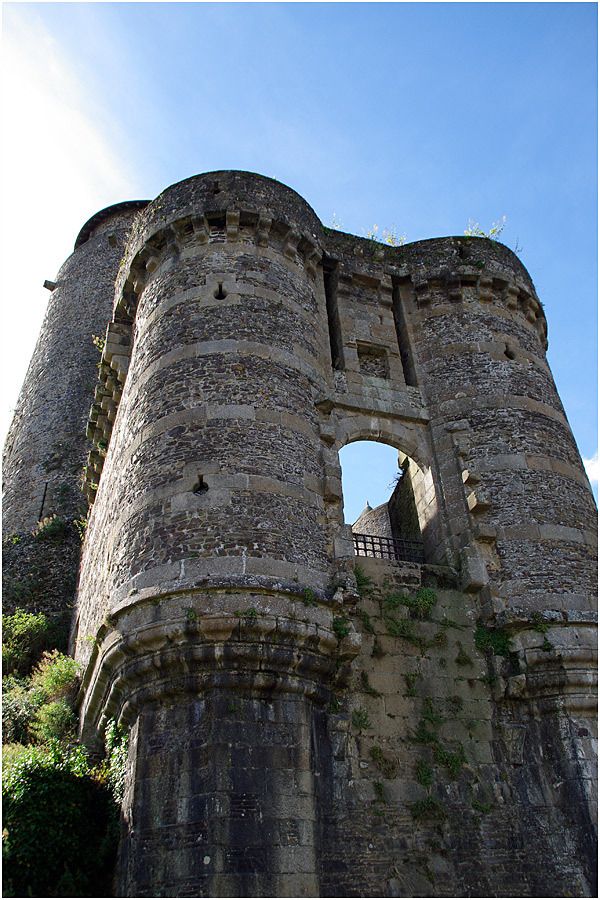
[338,438,440,565]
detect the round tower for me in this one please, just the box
[397,235,597,883]
[2,201,147,626]
[74,173,358,897]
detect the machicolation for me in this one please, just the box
[3,170,597,897]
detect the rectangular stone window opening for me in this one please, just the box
[357,343,389,379]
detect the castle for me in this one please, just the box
[3,171,597,897]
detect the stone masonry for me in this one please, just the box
[3,171,597,896]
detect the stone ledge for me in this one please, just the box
[79,601,361,745]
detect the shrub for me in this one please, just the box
[2,742,117,897]
[411,719,438,745]
[410,795,447,821]
[2,677,43,745]
[2,609,52,677]
[474,624,511,657]
[2,743,30,772]
[405,588,437,619]
[422,698,444,727]
[415,758,434,788]
[29,700,77,744]
[32,515,69,541]
[302,588,318,607]
[354,565,374,597]
[30,651,80,702]
[433,743,466,779]
[104,719,129,804]
[332,616,350,639]
[384,587,437,619]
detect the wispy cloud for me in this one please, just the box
[583,451,599,486]
[1,9,139,442]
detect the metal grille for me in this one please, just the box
[352,532,424,564]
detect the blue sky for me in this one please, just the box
[2,1,597,522]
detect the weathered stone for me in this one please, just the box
[3,171,596,897]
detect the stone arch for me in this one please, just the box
[332,411,445,565]
[333,412,431,471]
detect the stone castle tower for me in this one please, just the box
[3,171,597,897]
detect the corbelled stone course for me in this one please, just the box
[3,170,596,897]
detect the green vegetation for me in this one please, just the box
[73,515,88,542]
[3,651,80,747]
[409,795,447,821]
[438,615,464,631]
[369,745,398,779]
[32,515,69,542]
[2,677,42,745]
[415,758,434,788]
[28,700,77,745]
[364,224,407,247]
[30,651,80,700]
[383,587,437,618]
[422,698,445,727]
[455,643,474,667]
[332,616,351,639]
[302,588,318,607]
[100,720,129,804]
[372,780,386,803]
[380,588,440,653]
[472,798,493,814]
[411,719,438,745]
[354,565,374,597]
[383,614,420,646]
[430,630,447,648]
[433,743,466,779]
[328,694,342,714]
[3,609,54,677]
[360,671,381,697]
[463,216,506,240]
[2,742,117,897]
[235,607,258,620]
[2,605,125,896]
[404,672,420,697]
[351,707,371,732]
[530,612,549,634]
[357,608,375,634]
[91,334,105,353]
[404,588,438,619]
[474,624,512,657]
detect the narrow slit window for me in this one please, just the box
[392,280,418,386]
[323,259,345,371]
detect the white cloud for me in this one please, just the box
[0,10,139,443]
[583,452,599,486]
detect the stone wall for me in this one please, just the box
[4,170,596,897]
[2,202,147,631]
[321,557,595,896]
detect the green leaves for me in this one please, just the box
[2,609,52,677]
[2,743,116,897]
